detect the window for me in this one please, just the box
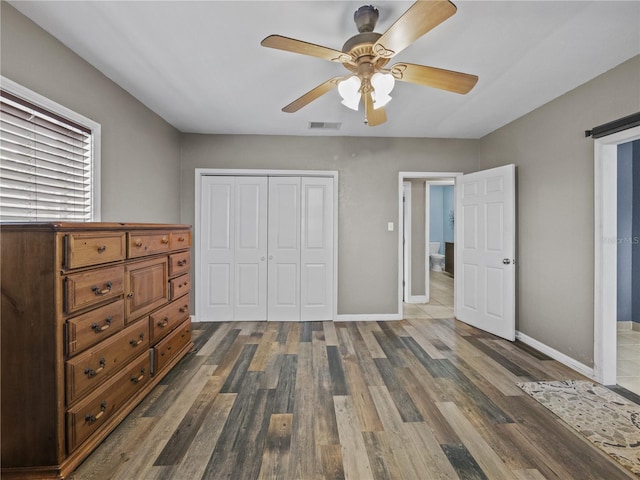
[0,77,100,222]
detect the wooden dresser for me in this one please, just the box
[1,222,193,479]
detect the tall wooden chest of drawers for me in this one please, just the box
[1,223,194,479]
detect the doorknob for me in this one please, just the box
[503,258,511,265]
[269,255,274,260]
[261,256,265,261]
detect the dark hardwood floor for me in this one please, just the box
[70,318,636,479]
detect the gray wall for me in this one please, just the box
[0,3,182,223]
[179,135,478,315]
[479,55,640,366]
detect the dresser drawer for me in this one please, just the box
[66,320,149,405]
[153,319,191,374]
[168,251,190,277]
[149,294,190,342]
[66,299,125,357]
[66,352,150,452]
[64,265,125,314]
[64,232,126,269]
[170,230,192,251]
[170,274,190,300]
[128,231,170,258]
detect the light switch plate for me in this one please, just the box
[387,222,394,231]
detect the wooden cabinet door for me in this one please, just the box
[125,257,168,322]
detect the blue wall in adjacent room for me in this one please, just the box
[429,185,454,254]
[617,139,640,326]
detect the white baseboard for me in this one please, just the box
[407,295,429,304]
[337,313,403,322]
[516,331,595,380]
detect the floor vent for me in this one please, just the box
[308,121,341,130]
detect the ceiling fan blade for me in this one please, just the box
[389,62,478,94]
[282,76,347,113]
[363,92,387,127]
[373,1,457,59]
[261,35,353,64]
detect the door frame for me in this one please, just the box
[194,168,339,322]
[594,125,640,384]
[398,172,461,317]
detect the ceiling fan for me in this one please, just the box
[261,0,478,127]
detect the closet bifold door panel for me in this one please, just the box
[267,177,301,321]
[300,177,334,321]
[199,174,334,322]
[200,176,268,321]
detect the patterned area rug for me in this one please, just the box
[518,380,640,477]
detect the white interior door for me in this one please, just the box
[300,177,334,320]
[268,177,301,321]
[234,177,268,320]
[200,176,235,321]
[455,164,516,340]
[200,176,268,321]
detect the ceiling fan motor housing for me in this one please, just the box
[354,5,379,33]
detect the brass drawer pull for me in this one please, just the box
[157,317,169,328]
[84,358,106,378]
[129,333,144,347]
[91,317,112,333]
[177,259,187,267]
[161,237,169,244]
[91,281,112,296]
[134,239,143,248]
[130,368,146,384]
[97,245,107,253]
[178,236,185,242]
[85,401,107,423]
[179,305,189,314]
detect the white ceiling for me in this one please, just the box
[9,1,640,138]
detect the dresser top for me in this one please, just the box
[0,222,191,232]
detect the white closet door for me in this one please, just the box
[267,177,301,321]
[300,177,334,320]
[234,177,268,320]
[200,176,235,321]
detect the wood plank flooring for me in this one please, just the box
[69,315,637,479]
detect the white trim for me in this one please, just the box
[398,172,460,319]
[593,125,640,385]
[1,76,102,221]
[403,181,412,302]
[337,313,402,322]
[516,331,596,380]
[194,168,339,322]
[407,295,429,304]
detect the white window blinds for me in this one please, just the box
[1,89,95,222]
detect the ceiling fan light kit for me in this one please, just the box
[260,0,478,127]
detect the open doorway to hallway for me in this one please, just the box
[616,138,640,395]
[400,173,456,320]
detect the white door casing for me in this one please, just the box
[455,164,516,341]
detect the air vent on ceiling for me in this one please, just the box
[308,121,341,130]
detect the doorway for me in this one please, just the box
[594,125,640,388]
[399,172,460,319]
